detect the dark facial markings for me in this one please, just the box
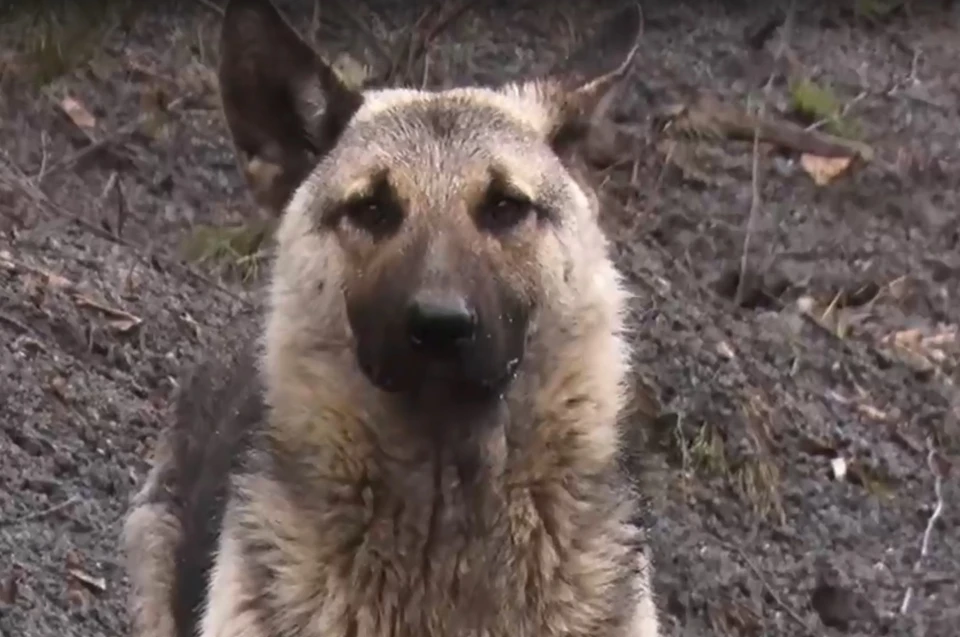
[318,100,566,242]
[475,169,556,236]
[324,171,405,240]
[320,168,555,243]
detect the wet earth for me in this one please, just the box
[1,1,958,636]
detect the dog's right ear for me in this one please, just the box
[505,3,641,160]
[218,0,364,216]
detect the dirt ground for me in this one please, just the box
[1,1,958,636]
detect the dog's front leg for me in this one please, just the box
[199,530,264,637]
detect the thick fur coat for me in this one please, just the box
[122,2,660,636]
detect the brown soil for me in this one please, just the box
[1,2,958,636]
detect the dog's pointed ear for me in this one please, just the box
[218,0,364,216]
[508,3,641,157]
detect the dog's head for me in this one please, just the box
[219,0,639,410]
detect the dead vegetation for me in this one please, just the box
[1,1,959,636]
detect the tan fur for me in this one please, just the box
[124,1,659,636]
[198,526,261,637]
[123,435,180,637]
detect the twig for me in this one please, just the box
[421,51,431,89]
[195,0,224,16]
[1,156,254,308]
[805,90,868,133]
[0,311,33,335]
[327,0,393,78]
[712,537,814,633]
[775,0,797,62]
[656,94,874,160]
[114,175,128,238]
[735,103,762,307]
[74,293,141,323]
[899,436,946,615]
[390,0,482,84]
[744,6,785,51]
[737,544,813,632]
[417,0,480,57]
[36,131,49,183]
[35,95,188,183]
[0,496,80,527]
[68,569,107,593]
[387,7,436,84]
[309,0,321,47]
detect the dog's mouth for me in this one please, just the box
[355,331,525,403]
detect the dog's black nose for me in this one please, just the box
[406,291,476,353]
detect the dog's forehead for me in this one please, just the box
[309,86,566,205]
[349,86,548,146]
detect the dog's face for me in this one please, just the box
[219,0,638,407]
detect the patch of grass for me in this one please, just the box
[731,454,785,524]
[330,52,373,91]
[651,414,730,478]
[8,0,140,88]
[653,404,785,522]
[789,77,861,140]
[852,0,909,21]
[688,423,729,476]
[846,460,898,499]
[182,220,276,284]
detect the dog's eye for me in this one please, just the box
[479,193,533,234]
[343,198,402,238]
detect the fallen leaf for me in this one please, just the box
[0,573,17,605]
[49,375,70,402]
[331,52,370,90]
[857,404,889,421]
[140,84,169,114]
[923,329,957,348]
[108,316,142,334]
[68,569,106,593]
[830,456,847,480]
[73,293,139,320]
[800,153,853,186]
[1,253,74,290]
[716,341,736,359]
[43,271,73,290]
[60,96,97,132]
[796,295,817,313]
[72,293,144,333]
[891,328,923,349]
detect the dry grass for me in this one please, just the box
[3,0,142,88]
[180,221,275,284]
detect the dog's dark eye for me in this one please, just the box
[479,193,533,234]
[342,197,402,238]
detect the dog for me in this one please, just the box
[122,1,659,636]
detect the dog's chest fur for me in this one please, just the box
[225,438,641,637]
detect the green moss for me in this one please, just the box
[789,77,861,140]
[854,0,905,20]
[181,220,276,284]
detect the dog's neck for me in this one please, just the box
[263,355,621,510]
[248,309,637,636]
[260,285,629,496]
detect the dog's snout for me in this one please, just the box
[405,291,477,353]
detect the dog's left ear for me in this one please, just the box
[507,4,641,157]
[218,0,364,217]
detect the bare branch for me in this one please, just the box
[899,436,946,615]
